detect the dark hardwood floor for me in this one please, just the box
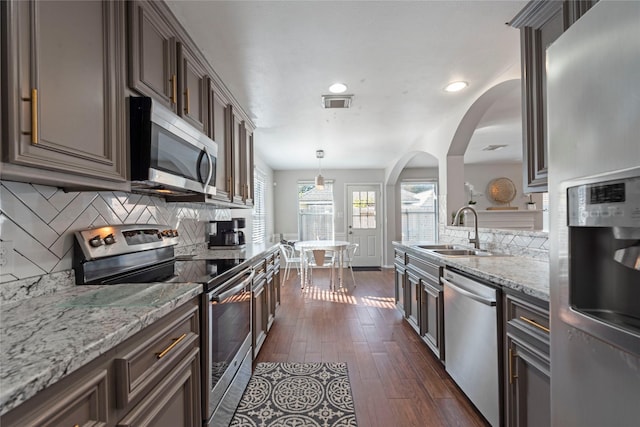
[255,268,490,427]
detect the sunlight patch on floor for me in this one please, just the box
[301,285,358,304]
[359,295,395,309]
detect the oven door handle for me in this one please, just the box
[212,268,255,302]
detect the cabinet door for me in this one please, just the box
[266,273,275,331]
[178,43,208,132]
[420,281,443,360]
[128,0,177,112]
[230,110,244,204]
[273,255,281,308]
[209,86,231,201]
[511,0,597,193]
[242,123,254,205]
[518,2,563,193]
[252,279,267,358]
[406,271,420,332]
[3,0,127,186]
[506,336,550,427]
[394,264,406,316]
[117,348,201,427]
[0,369,109,427]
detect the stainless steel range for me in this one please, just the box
[73,224,253,427]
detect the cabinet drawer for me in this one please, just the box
[115,303,199,408]
[394,248,406,263]
[116,348,201,427]
[2,369,109,427]
[253,259,267,276]
[505,293,549,335]
[406,253,441,283]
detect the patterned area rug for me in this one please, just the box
[230,362,357,427]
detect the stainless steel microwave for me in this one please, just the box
[129,97,217,198]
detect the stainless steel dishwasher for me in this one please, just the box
[442,268,500,427]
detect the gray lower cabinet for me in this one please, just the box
[394,262,406,316]
[406,270,421,333]
[116,348,200,427]
[1,0,128,190]
[252,248,282,360]
[0,298,201,427]
[420,280,443,360]
[252,259,268,359]
[405,252,444,360]
[504,292,550,427]
[394,247,445,360]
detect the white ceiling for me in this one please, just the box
[166,0,527,171]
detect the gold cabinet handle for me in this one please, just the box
[509,347,518,384]
[520,316,550,333]
[227,176,232,192]
[156,333,187,359]
[171,74,177,104]
[22,88,38,144]
[184,88,190,114]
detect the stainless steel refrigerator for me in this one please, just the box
[547,1,640,426]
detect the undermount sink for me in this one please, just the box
[431,249,495,257]
[417,244,462,250]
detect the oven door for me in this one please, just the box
[203,267,254,423]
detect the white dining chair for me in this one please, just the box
[279,243,301,282]
[305,249,336,287]
[344,243,359,287]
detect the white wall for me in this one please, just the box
[273,168,385,242]
[463,163,543,211]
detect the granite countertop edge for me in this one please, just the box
[393,241,549,302]
[0,281,203,416]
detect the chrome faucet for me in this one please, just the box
[452,205,480,249]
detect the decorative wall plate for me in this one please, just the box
[486,177,517,205]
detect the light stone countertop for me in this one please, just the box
[0,281,202,416]
[394,242,549,301]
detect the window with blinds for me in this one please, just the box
[298,182,334,240]
[253,169,266,244]
[401,181,438,241]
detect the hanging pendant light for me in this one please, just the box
[315,150,325,190]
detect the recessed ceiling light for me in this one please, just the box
[444,81,468,92]
[329,83,348,94]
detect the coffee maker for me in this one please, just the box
[208,218,246,249]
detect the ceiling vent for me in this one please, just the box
[322,95,353,109]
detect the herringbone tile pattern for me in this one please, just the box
[0,181,225,283]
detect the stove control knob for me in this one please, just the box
[103,234,116,245]
[172,229,179,237]
[89,235,103,247]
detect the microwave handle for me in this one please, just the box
[204,146,213,190]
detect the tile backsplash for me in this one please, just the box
[0,180,230,284]
[438,196,549,260]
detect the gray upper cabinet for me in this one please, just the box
[230,108,244,204]
[242,123,254,206]
[510,0,598,193]
[1,0,128,190]
[178,43,209,133]
[128,0,177,112]
[209,84,232,202]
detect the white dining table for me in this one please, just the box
[294,240,351,292]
